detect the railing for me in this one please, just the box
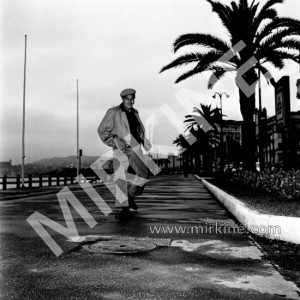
[0,175,99,190]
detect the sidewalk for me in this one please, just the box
[0,175,299,299]
[0,185,65,200]
[0,182,102,201]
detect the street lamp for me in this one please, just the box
[257,67,266,171]
[255,31,275,171]
[21,35,27,188]
[76,79,80,180]
[213,92,230,172]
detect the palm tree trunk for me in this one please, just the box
[184,153,189,173]
[195,152,200,174]
[238,88,256,171]
[235,68,257,171]
[202,147,212,175]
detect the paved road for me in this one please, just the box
[0,175,299,299]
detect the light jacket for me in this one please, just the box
[98,104,145,149]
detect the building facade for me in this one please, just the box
[256,76,300,169]
[0,160,13,176]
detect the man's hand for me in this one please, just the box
[114,137,128,151]
[143,138,152,151]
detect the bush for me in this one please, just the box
[233,168,300,201]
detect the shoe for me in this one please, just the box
[128,197,139,210]
[117,207,131,220]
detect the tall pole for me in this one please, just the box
[255,33,266,171]
[219,95,224,172]
[258,69,265,171]
[76,79,79,179]
[21,35,27,188]
[297,50,300,100]
[213,92,229,173]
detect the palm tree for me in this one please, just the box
[186,104,220,173]
[173,133,192,172]
[184,104,220,147]
[174,104,220,174]
[160,0,300,170]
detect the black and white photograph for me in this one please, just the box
[1,0,300,299]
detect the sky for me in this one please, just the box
[1,0,300,164]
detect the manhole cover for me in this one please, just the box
[88,239,157,254]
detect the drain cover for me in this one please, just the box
[88,239,157,254]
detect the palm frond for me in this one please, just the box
[252,8,278,36]
[184,123,196,132]
[173,134,190,148]
[258,17,300,40]
[209,69,228,89]
[174,33,230,53]
[256,64,276,86]
[174,67,204,84]
[249,0,260,14]
[206,0,233,35]
[269,49,299,63]
[200,103,212,112]
[262,53,285,69]
[174,50,226,83]
[192,108,202,115]
[207,65,236,89]
[230,0,239,13]
[253,0,284,31]
[160,52,205,73]
[182,103,221,150]
[257,27,300,54]
[239,0,250,12]
[275,38,300,51]
[258,0,284,13]
[184,117,197,123]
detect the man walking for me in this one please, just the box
[98,88,151,219]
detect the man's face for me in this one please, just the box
[122,94,135,110]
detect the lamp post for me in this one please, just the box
[21,35,27,188]
[76,79,80,180]
[297,50,300,99]
[213,92,230,173]
[257,68,265,171]
[255,32,273,171]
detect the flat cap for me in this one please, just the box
[120,88,136,97]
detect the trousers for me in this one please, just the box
[113,145,150,207]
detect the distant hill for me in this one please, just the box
[32,156,101,168]
[3,156,112,176]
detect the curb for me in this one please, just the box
[200,177,300,245]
